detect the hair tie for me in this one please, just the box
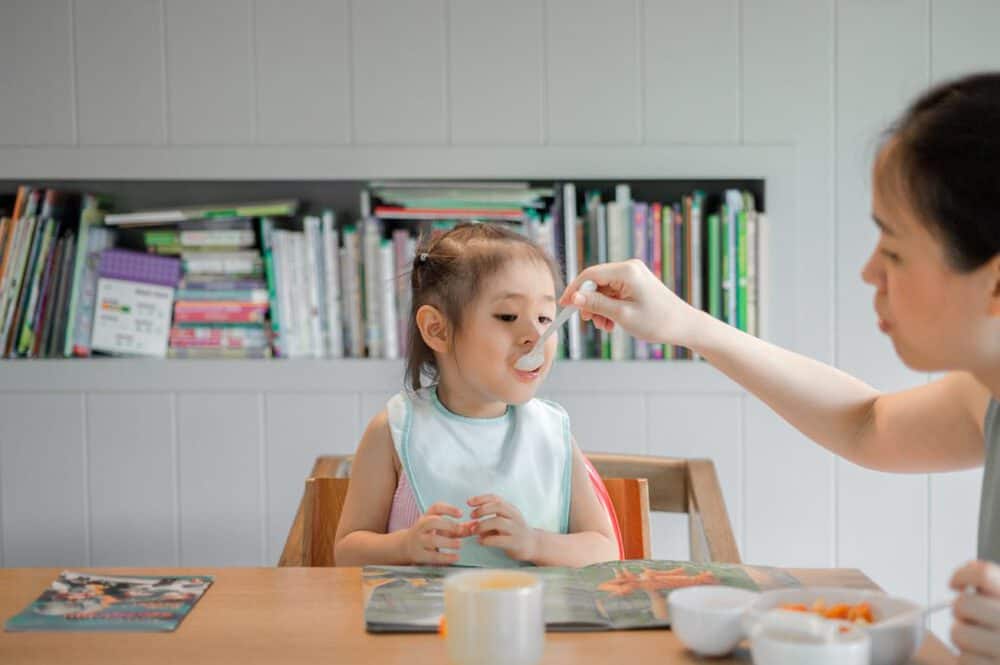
[419,252,429,262]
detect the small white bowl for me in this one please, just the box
[745,587,923,665]
[750,609,871,665]
[668,586,760,657]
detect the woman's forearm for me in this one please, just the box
[334,530,410,567]
[530,530,619,567]
[689,310,882,466]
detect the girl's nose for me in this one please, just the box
[518,320,545,347]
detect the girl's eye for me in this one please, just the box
[538,316,553,325]
[494,314,517,322]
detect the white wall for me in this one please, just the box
[1,0,996,642]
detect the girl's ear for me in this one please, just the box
[416,304,450,353]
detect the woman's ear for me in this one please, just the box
[416,304,450,353]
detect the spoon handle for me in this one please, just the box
[534,281,597,347]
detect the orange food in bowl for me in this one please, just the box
[779,598,875,624]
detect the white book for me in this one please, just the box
[342,228,364,357]
[292,233,314,357]
[302,216,324,358]
[392,229,413,359]
[613,185,633,360]
[379,240,399,360]
[90,278,173,358]
[181,250,261,275]
[273,231,297,357]
[320,211,344,358]
[362,218,382,358]
[605,202,629,362]
[562,183,583,361]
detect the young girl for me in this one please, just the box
[334,223,618,568]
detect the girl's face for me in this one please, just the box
[448,257,558,407]
[861,145,998,372]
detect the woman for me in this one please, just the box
[562,72,1000,662]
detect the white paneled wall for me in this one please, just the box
[0,0,995,645]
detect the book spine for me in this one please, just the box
[5,216,45,357]
[737,209,748,333]
[362,217,382,358]
[71,226,114,356]
[392,228,411,359]
[321,211,344,359]
[606,201,628,361]
[62,196,97,356]
[274,230,298,357]
[562,183,583,361]
[725,190,742,327]
[302,216,324,358]
[707,213,721,320]
[747,209,758,337]
[179,229,256,247]
[661,202,674,360]
[47,234,76,357]
[379,240,398,360]
[632,203,648,361]
[650,203,664,360]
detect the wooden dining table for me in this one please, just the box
[0,567,955,665]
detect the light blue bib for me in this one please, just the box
[387,387,572,568]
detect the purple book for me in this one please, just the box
[98,249,181,288]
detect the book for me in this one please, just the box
[5,570,213,632]
[363,560,798,633]
[104,199,297,226]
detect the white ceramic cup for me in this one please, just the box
[443,570,544,665]
[668,585,760,657]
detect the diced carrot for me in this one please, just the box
[780,603,809,612]
[438,616,447,638]
[824,603,851,619]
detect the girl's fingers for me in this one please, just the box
[422,516,463,538]
[469,501,513,520]
[478,534,513,550]
[419,550,460,566]
[474,516,513,536]
[423,533,462,552]
[426,502,463,519]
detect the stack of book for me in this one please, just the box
[119,205,295,359]
[0,188,116,358]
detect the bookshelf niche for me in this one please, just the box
[0,178,765,369]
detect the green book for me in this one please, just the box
[62,196,102,357]
[737,209,748,332]
[707,213,721,320]
[143,229,179,246]
[720,204,730,326]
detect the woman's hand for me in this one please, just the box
[468,494,538,563]
[400,502,468,565]
[560,259,706,348]
[950,560,1000,662]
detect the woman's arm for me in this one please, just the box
[530,441,619,567]
[565,260,990,473]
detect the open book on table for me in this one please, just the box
[363,560,799,633]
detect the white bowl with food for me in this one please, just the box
[744,587,923,665]
[668,586,760,657]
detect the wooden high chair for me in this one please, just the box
[279,453,740,567]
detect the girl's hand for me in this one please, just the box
[560,259,705,348]
[401,502,467,565]
[468,494,538,562]
[950,560,1000,662]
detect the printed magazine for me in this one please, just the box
[363,560,799,633]
[5,570,214,632]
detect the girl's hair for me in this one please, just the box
[404,222,563,391]
[884,71,1000,271]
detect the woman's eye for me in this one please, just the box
[880,249,901,263]
[494,314,517,322]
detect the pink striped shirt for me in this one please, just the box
[387,470,421,533]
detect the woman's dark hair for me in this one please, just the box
[404,222,563,392]
[883,71,1000,271]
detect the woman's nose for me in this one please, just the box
[861,250,884,290]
